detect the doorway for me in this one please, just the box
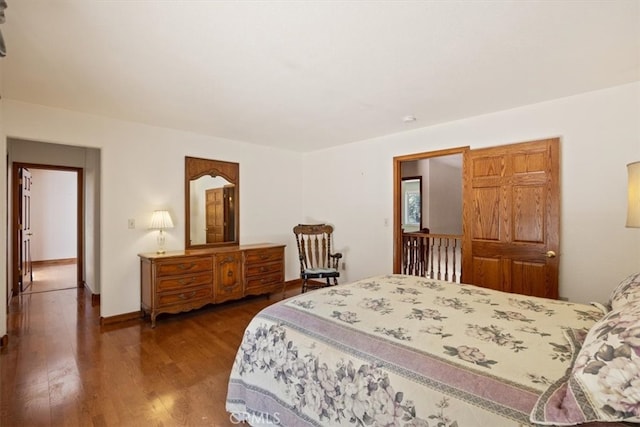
[393,147,466,281]
[393,138,561,299]
[11,163,84,296]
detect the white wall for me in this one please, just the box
[29,169,77,261]
[84,148,101,294]
[2,100,303,318]
[428,157,462,235]
[418,160,430,229]
[303,82,640,304]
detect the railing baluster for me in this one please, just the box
[401,231,462,284]
[444,238,449,282]
[429,237,435,279]
[436,238,441,280]
[410,235,415,274]
[452,238,457,283]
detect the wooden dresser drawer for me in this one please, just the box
[245,272,283,290]
[245,261,282,278]
[157,272,212,292]
[156,257,211,276]
[244,247,283,264]
[244,246,284,294]
[157,286,212,307]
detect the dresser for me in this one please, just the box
[139,243,285,327]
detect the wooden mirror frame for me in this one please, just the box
[185,156,239,249]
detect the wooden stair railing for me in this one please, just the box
[402,232,463,283]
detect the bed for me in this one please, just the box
[226,273,640,426]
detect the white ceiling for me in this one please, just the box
[2,1,639,152]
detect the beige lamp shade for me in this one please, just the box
[627,161,640,228]
[150,210,174,230]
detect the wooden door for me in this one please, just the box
[19,168,33,292]
[205,188,224,243]
[461,138,560,299]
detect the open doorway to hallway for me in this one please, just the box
[13,166,81,295]
[25,168,79,294]
[393,147,466,282]
[6,137,101,305]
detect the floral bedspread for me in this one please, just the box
[226,274,622,426]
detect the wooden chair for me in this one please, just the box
[293,224,342,293]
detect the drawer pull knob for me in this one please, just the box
[227,271,233,277]
[178,291,197,300]
[178,263,195,270]
[178,278,195,285]
[260,267,267,272]
[260,255,269,260]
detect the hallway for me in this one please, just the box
[22,262,78,294]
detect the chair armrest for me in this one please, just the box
[329,252,342,269]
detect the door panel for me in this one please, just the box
[511,260,546,296]
[19,168,33,292]
[471,257,502,291]
[462,138,559,299]
[205,188,225,243]
[472,187,500,240]
[513,185,544,243]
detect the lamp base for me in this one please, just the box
[156,229,167,254]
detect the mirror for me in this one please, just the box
[185,156,239,249]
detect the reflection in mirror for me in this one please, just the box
[185,156,239,249]
[189,175,235,245]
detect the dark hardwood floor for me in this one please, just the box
[1,269,297,426]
